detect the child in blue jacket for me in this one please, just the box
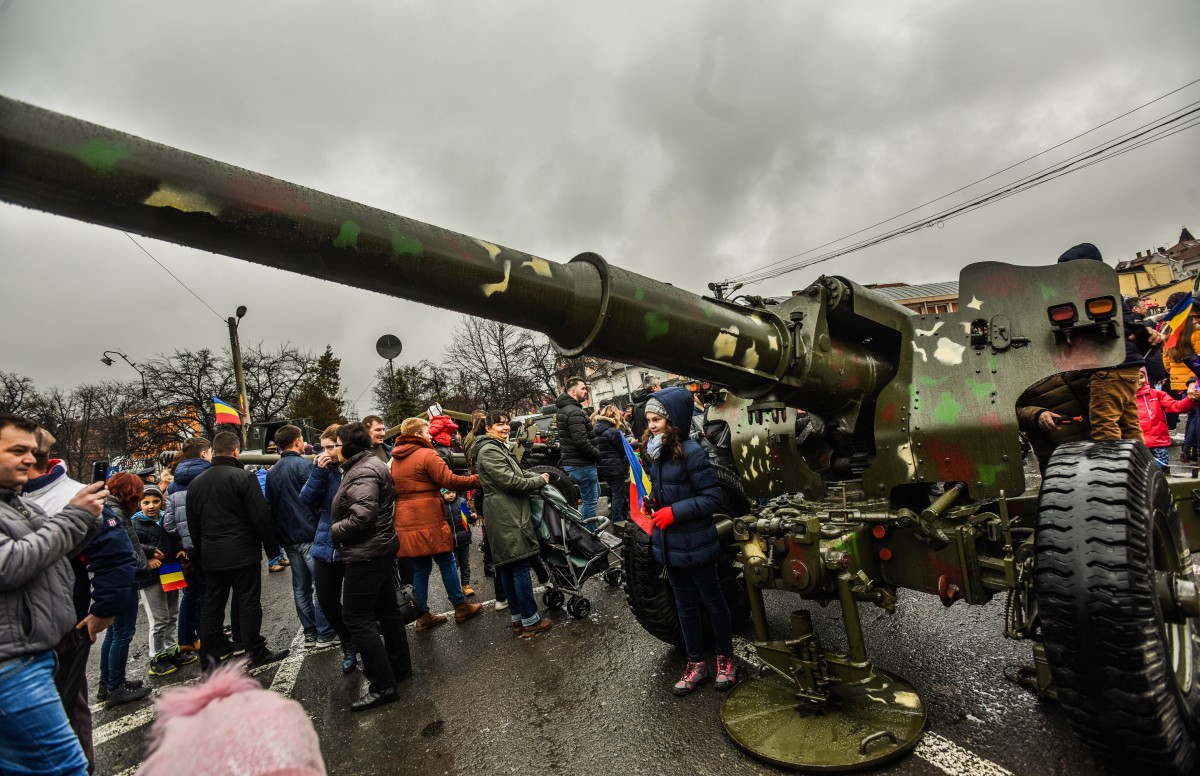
[642,387,737,695]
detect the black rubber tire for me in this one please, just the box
[567,597,592,619]
[711,464,752,516]
[526,465,580,507]
[542,589,565,610]
[603,568,625,588]
[1035,440,1200,774]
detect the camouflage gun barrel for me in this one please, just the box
[0,96,891,411]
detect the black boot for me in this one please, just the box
[1184,446,1197,463]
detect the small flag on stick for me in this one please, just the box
[159,562,187,592]
[212,396,241,425]
[620,434,654,535]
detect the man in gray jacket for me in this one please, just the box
[0,412,107,775]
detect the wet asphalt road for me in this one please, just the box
[89,472,1191,776]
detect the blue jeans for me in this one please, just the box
[412,552,465,611]
[0,652,88,775]
[497,560,540,626]
[99,586,140,691]
[565,465,601,521]
[665,564,733,662]
[606,476,630,523]
[284,543,335,640]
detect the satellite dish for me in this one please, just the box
[376,334,403,360]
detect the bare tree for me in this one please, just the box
[0,371,39,415]
[442,317,551,413]
[240,342,315,423]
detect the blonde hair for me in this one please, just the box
[400,417,428,437]
[593,403,626,430]
[320,423,341,442]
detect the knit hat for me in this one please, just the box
[645,395,669,421]
[139,662,326,776]
[1057,243,1103,263]
[143,484,164,500]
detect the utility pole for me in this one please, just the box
[228,305,249,446]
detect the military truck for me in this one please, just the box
[3,96,1196,773]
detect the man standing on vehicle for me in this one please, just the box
[267,424,337,648]
[187,431,288,669]
[556,377,602,523]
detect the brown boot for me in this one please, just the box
[521,617,553,639]
[454,602,483,622]
[414,612,448,632]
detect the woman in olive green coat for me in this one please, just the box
[469,411,552,638]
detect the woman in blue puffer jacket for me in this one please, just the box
[642,387,736,696]
[299,424,357,673]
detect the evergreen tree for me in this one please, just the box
[289,345,348,429]
[371,363,419,427]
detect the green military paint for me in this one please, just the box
[968,378,995,400]
[77,138,130,172]
[333,220,360,249]
[978,463,1006,486]
[645,306,670,341]
[1039,282,1059,300]
[920,375,948,387]
[389,226,423,257]
[934,392,961,424]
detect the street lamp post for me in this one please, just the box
[101,350,148,398]
[227,306,249,445]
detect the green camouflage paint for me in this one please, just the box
[77,139,130,172]
[968,378,995,400]
[389,226,423,257]
[645,306,670,340]
[333,220,360,249]
[934,392,961,425]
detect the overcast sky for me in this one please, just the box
[2,1,1198,416]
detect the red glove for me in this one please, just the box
[652,507,675,530]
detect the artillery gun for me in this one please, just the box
[3,96,1198,773]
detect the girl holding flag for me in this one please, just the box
[640,386,737,695]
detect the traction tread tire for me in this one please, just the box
[526,465,581,507]
[1035,440,1200,774]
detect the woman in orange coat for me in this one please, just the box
[1162,310,1200,460]
[391,417,482,631]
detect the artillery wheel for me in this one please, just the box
[567,597,592,619]
[526,465,580,507]
[542,589,565,611]
[721,668,926,771]
[1035,440,1200,774]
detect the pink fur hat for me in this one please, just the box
[138,662,326,776]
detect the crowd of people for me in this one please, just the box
[0,364,745,774]
[1017,243,1200,470]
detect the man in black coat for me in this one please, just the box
[556,376,602,521]
[187,431,289,669]
[629,375,660,440]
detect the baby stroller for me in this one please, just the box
[533,485,624,619]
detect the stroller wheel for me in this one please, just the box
[567,597,592,619]
[543,589,565,610]
[603,568,625,588]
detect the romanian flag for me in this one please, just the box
[1162,293,1193,349]
[212,396,241,425]
[620,433,654,535]
[458,500,471,532]
[159,562,187,592]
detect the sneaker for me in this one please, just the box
[168,648,198,667]
[462,584,475,597]
[148,652,179,677]
[315,635,340,647]
[105,682,152,709]
[230,641,247,656]
[494,600,509,611]
[715,655,738,691]
[303,634,317,647]
[520,617,552,639]
[673,661,709,696]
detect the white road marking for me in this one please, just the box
[94,627,305,747]
[916,732,1014,776]
[731,636,1013,775]
[267,628,308,695]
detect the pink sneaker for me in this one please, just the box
[715,655,738,691]
[673,660,708,696]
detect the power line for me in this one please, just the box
[123,232,225,322]
[727,99,1200,286]
[721,76,1200,286]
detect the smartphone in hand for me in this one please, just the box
[90,461,108,484]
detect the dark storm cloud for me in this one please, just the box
[1,0,1197,401]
